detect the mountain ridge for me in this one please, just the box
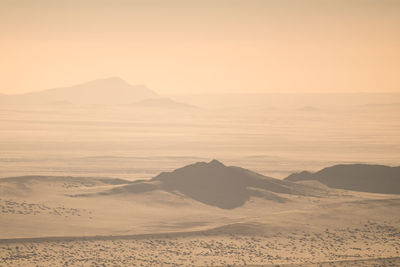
[0,77,159,105]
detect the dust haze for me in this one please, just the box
[1,1,400,266]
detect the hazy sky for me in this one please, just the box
[1,0,399,94]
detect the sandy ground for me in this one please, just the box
[0,176,399,266]
[0,222,399,266]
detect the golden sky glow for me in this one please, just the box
[1,0,399,94]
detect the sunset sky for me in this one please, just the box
[1,0,399,94]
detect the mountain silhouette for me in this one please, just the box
[0,77,159,105]
[97,160,321,209]
[285,164,400,194]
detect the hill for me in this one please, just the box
[285,164,400,194]
[96,160,322,209]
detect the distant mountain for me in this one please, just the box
[129,97,198,109]
[0,77,159,105]
[95,160,322,209]
[285,164,400,194]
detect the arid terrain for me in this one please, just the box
[0,161,399,266]
[1,80,399,266]
[2,0,400,265]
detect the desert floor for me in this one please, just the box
[1,176,399,266]
[0,221,399,266]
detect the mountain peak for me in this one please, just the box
[208,159,225,167]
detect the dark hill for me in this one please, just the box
[99,160,321,209]
[285,164,400,194]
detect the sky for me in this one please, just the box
[1,0,399,95]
